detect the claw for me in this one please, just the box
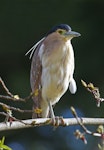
[51,116,65,128]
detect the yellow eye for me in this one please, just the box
[57,29,66,35]
[58,30,63,34]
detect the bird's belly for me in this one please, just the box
[41,62,73,105]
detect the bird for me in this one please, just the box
[26,24,81,119]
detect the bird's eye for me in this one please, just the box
[58,29,63,34]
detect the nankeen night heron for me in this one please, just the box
[26,24,81,118]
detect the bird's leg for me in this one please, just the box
[47,99,57,126]
[47,100,65,127]
[47,100,55,118]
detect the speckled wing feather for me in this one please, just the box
[30,39,44,118]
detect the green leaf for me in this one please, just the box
[1,137,5,145]
[0,144,12,150]
[0,137,12,150]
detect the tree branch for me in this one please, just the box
[0,117,104,132]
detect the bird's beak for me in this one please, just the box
[65,31,81,37]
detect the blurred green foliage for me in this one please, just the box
[0,0,104,150]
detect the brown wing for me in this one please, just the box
[30,41,43,118]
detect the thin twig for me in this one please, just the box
[0,102,32,113]
[0,77,33,102]
[71,106,102,144]
[0,95,25,102]
[0,93,32,102]
[0,77,13,97]
[71,106,92,135]
[81,80,104,107]
[0,111,29,125]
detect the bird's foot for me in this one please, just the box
[51,116,65,128]
[47,100,65,127]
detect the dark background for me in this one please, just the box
[0,0,104,150]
